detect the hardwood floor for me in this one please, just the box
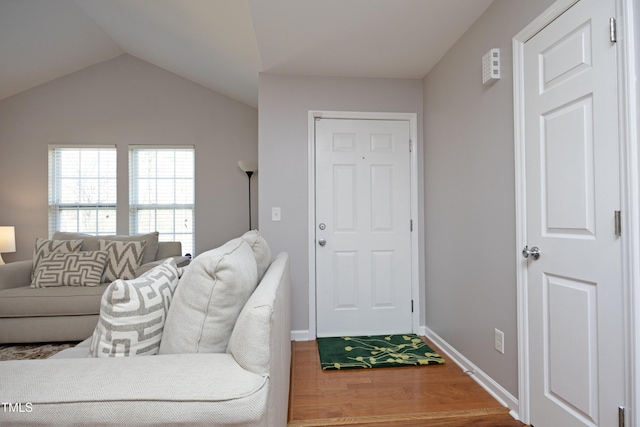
[288,337,527,427]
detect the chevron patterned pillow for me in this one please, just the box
[98,239,146,282]
[31,238,84,282]
[89,258,180,357]
[31,251,108,288]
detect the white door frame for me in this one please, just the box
[513,0,639,424]
[307,111,420,340]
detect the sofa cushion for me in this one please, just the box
[31,251,108,288]
[31,238,83,282]
[241,230,272,282]
[0,284,108,317]
[0,353,269,426]
[159,238,258,354]
[52,231,160,265]
[98,239,146,282]
[89,258,180,357]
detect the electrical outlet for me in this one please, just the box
[494,329,505,354]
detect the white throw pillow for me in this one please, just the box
[31,251,108,288]
[159,237,258,354]
[89,258,180,357]
[241,230,272,282]
[98,239,146,282]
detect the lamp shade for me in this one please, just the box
[0,226,16,253]
[238,160,258,173]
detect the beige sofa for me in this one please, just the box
[0,234,292,426]
[0,231,189,344]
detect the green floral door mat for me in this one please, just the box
[317,334,445,370]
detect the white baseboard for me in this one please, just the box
[291,330,310,341]
[421,326,520,420]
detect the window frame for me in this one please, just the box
[48,145,117,237]
[129,145,195,256]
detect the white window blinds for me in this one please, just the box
[48,146,117,236]
[129,147,195,256]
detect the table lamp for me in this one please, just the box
[0,226,16,265]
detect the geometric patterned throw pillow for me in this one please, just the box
[31,238,84,282]
[30,251,108,288]
[89,258,180,357]
[98,239,146,282]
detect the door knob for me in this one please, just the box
[522,245,540,260]
[318,238,326,247]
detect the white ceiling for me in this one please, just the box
[0,0,494,107]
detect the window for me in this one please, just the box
[130,147,195,255]
[48,146,117,236]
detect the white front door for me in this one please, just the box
[523,0,625,425]
[315,118,412,337]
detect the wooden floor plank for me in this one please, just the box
[288,337,528,426]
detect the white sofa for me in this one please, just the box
[0,247,292,426]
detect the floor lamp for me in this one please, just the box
[238,160,258,230]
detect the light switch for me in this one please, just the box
[272,207,281,222]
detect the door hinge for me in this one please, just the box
[411,300,414,313]
[409,139,412,152]
[610,17,617,43]
[619,406,625,427]
[615,210,621,237]
[410,219,413,232]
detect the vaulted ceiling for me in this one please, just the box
[0,0,494,107]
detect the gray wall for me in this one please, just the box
[258,74,424,334]
[0,54,258,260]
[423,0,556,397]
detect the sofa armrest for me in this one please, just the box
[227,252,291,427]
[228,253,290,375]
[135,256,190,277]
[0,260,32,290]
[156,241,182,260]
[173,256,191,268]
